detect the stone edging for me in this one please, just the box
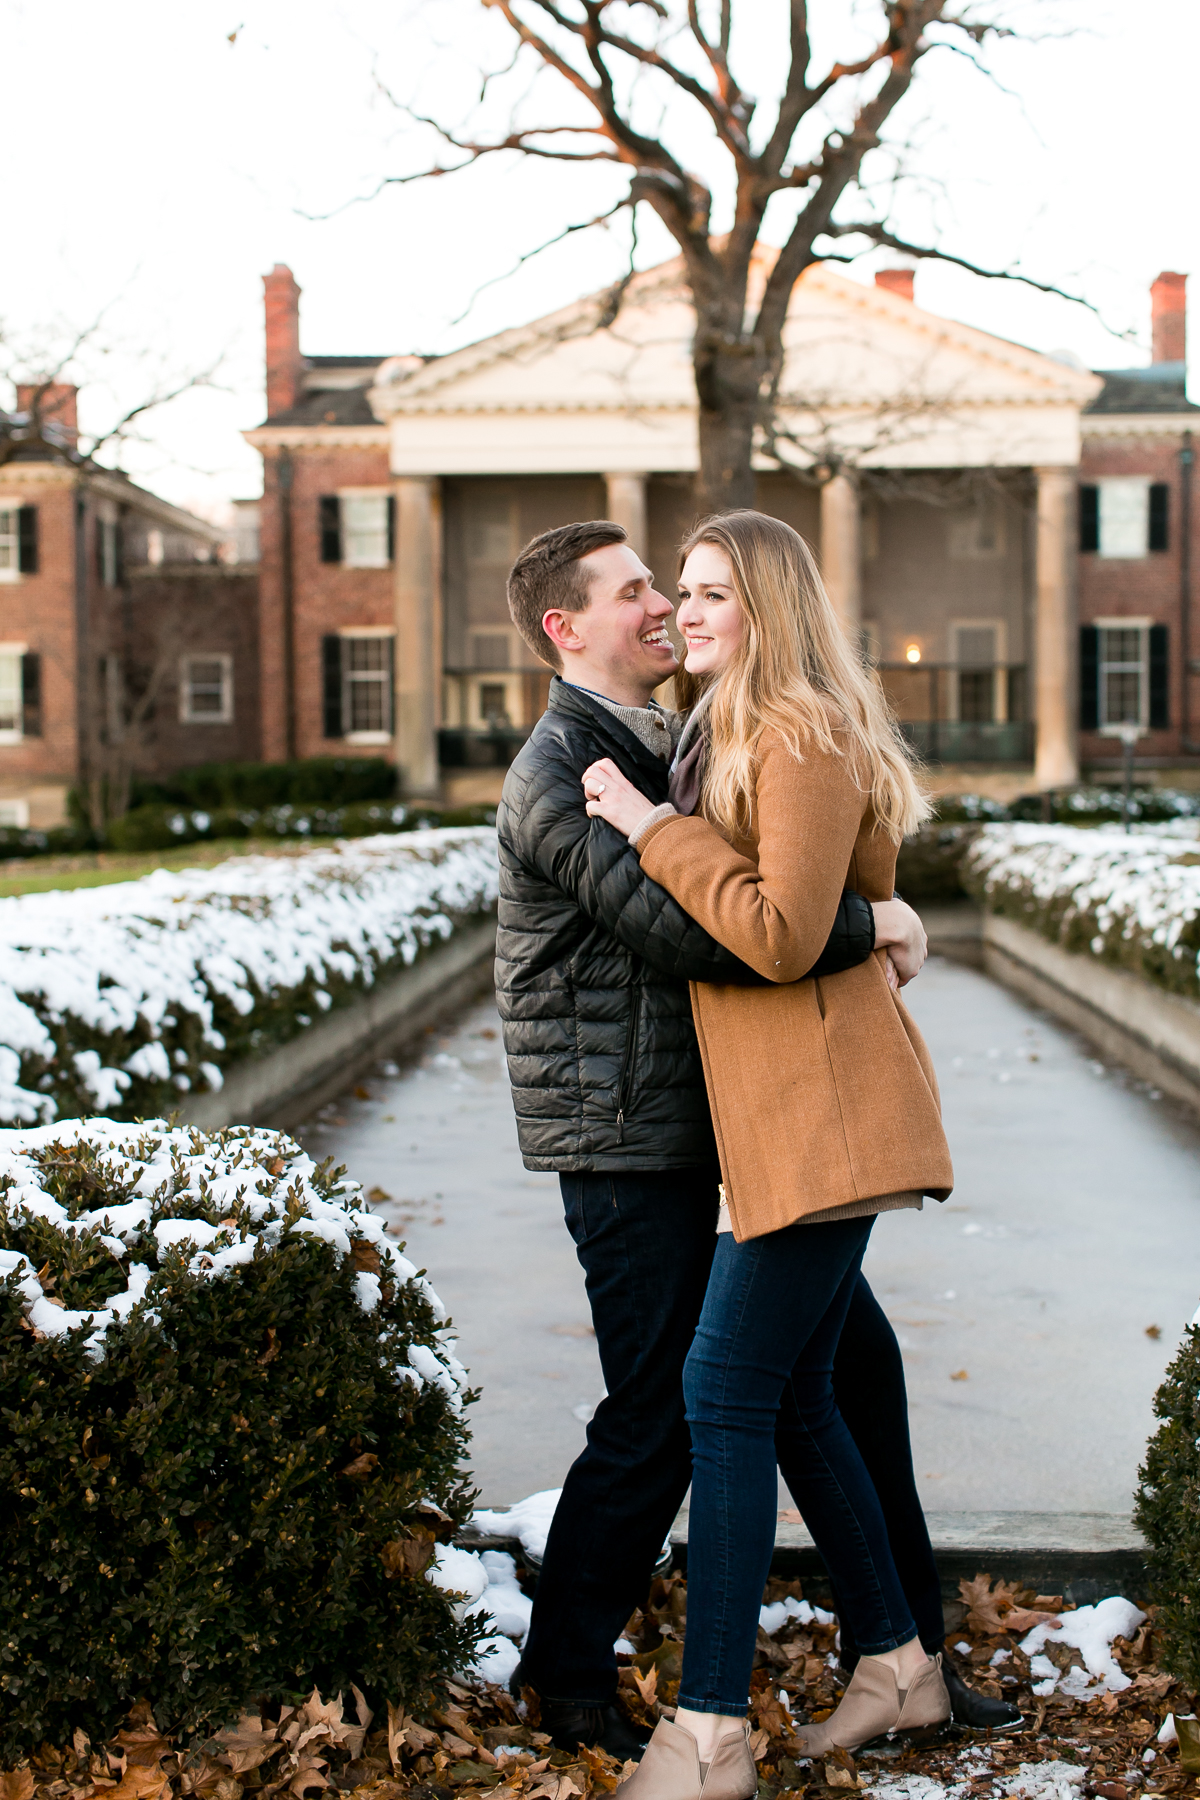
[982,913,1200,1113]
[180,917,498,1131]
[460,1508,1147,1605]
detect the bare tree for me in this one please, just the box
[0,313,223,471]
[363,1,1092,510]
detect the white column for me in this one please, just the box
[1033,466,1079,789]
[393,476,443,796]
[820,472,862,635]
[605,472,649,560]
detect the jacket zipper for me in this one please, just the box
[614,987,642,1144]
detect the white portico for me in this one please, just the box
[368,258,1100,796]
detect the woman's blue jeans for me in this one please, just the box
[678,1215,918,1715]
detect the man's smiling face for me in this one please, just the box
[542,541,678,706]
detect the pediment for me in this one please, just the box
[371,256,1101,422]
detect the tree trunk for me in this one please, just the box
[692,312,766,513]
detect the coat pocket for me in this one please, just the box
[614,986,642,1144]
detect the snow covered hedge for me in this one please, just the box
[0,1118,485,1756]
[0,827,499,1125]
[962,823,1200,1002]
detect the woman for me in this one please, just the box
[582,511,955,1799]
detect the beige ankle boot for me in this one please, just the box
[795,1652,950,1756]
[615,1716,757,1800]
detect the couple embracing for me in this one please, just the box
[494,510,1019,1798]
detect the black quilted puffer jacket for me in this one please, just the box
[495,678,876,1173]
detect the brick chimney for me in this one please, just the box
[263,263,304,417]
[875,268,915,303]
[1151,271,1186,365]
[16,382,78,443]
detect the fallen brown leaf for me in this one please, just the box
[950,1369,969,1382]
[213,1714,282,1775]
[350,1238,381,1274]
[381,1528,436,1579]
[630,1665,657,1709]
[0,1772,35,1800]
[339,1452,379,1479]
[104,1768,171,1800]
[959,1573,1061,1636]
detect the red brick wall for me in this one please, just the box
[1078,431,1198,761]
[0,477,80,781]
[258,443,394,763]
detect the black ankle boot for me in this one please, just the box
[509,1663,649,1761]
[942,1665,1023,1732]
[539,1698,649,1760]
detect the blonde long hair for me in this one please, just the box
[673,510,931,842]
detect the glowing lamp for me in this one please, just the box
[905,644,922,664]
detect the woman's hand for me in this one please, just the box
[871,897,927,986]
[582,758,657,838]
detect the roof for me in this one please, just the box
[304,355,389,370]
[264,387,382,427]
[1084,363,1200,415]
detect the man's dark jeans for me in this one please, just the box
[520,1169,943,1706]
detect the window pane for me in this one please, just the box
[958,669,995,723]
[1103,628,1142,666]
[0,653,22,732]
[341,495,390,568]
[1103,670,1141,724]
[345,636,388,672]
[0,510,15,574]
[348,676,386,732]
[1098,481,1150,558]
[480,682,510,725]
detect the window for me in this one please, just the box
[98,517,121,586]
[950,621,1007,724]
[470,631,513,671]
[180,654,233,724]
[947,494,1005,560]
[1080,480,1171,558]
[479,683,511,727]
[318,493,395,568]
[0,648,25,742]
[1080,621,1170,732]
[0,505,37,581]
[321,633,394,740]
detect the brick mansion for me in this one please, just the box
[1,259,1197,817]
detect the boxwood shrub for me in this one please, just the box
[1135,1319,1200,1691]
[104,799,494,855]
[0,1120,484,1756]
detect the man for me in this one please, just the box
[495,519,1018,1754]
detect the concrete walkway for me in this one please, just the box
[295,958,1200,1512]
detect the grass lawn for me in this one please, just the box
[0,837,345,898]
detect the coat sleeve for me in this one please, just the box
[505,739,873,986]
[637,735,869,982]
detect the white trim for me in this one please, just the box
[1093,619,1151,734]
[1083,414,1200,437]
[344,730,393,746]
[338,625,396,638]
[0,648,24,743]
[179,652,234,725]
[0,641,29,655]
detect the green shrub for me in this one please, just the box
[1008,787,1200,825]
[0,824,100,861]
[1135,1320,1200,1691]
[103,800,496,855]
[129,757,399,814]
[0,1120,484,1757]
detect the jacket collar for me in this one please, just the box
[547,676,670,786]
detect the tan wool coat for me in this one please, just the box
[637,727,954,1241]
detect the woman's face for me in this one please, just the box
[677,543,745,676]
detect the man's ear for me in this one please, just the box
[542,609,584,658]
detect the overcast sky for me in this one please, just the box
[6,0,1198,521]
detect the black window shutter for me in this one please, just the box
[319,496,341,564]
[17,506,38,574]
[322,635,343,737]
[1079,485,1099,554]
[95,516,104,579]
[387,494,396,563]
[1079,625,1099,730]
[386,634,396,733]
[21,654,42,738]
[1148,483,1169,552]
[1149,624,1169,728]
[114,519,125,586]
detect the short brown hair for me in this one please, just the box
[507,519,628,670]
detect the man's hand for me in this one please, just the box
[872,897,928,987]
[582,757,657,839]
